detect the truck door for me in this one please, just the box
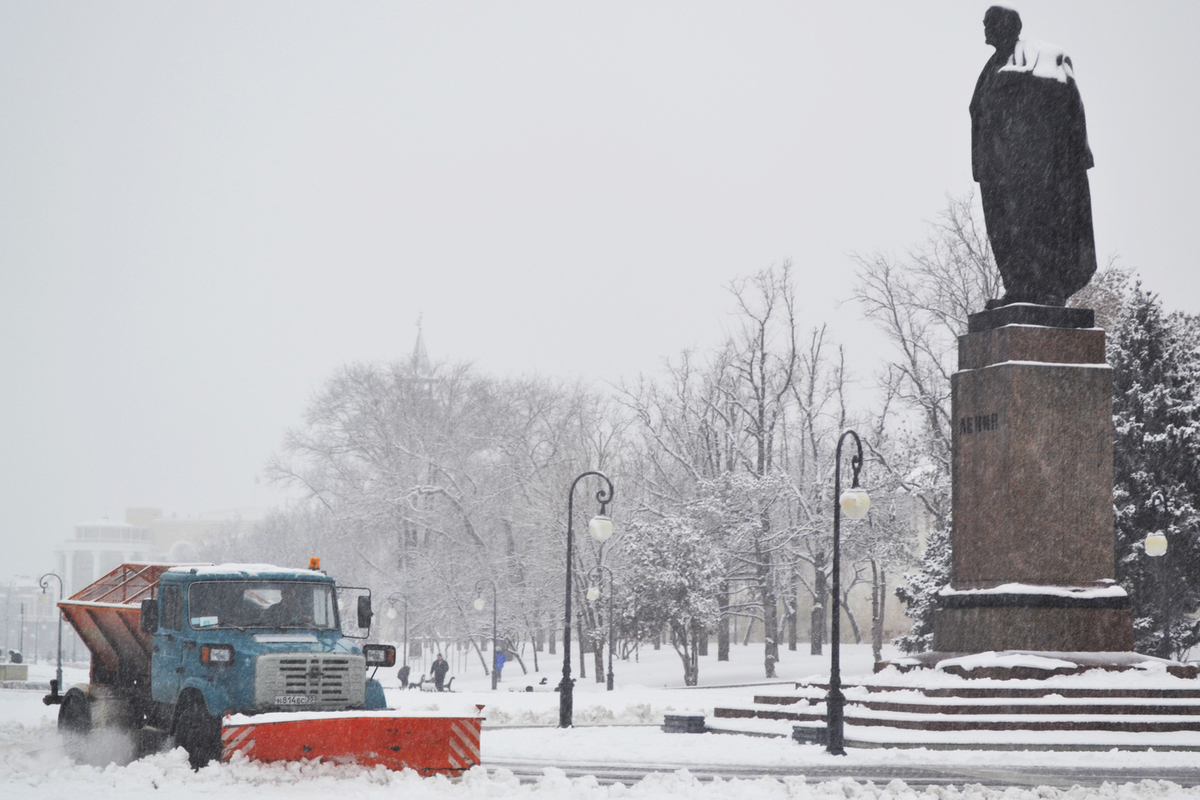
[151,584,185,702]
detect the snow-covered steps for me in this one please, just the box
[709,662,1200,749]
[704,713,1200,751]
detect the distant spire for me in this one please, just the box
[412,314,431,374]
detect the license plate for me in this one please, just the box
[274,695,313,706]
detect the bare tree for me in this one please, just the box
[783,333,846,656]
[852,195,999,495]
[250,358,628,667]
[722,264,801,677]
[619,263,852,676]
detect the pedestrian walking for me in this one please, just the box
[431,653,450,691]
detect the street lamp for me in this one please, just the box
[39,573,64,698]
[386,592,409,668]
[827,430,869,756]
[587,565,616,691]
[559,470,615,728]
[1145,492,1170,658]
[474,579,498,690]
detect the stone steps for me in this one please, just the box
[756,686,1200,700]
[743,694,1200,718]
[710,676,1200,747]
[715,705,1200,732]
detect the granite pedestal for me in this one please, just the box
[932,305,1132,652]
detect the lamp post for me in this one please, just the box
[474,579,499,690]
[559,471,614,728]
[386,592,408,668]
[587,565,615,691]
[38,573,64,694]
[827,430,870,756]
[1145,492,1170,659]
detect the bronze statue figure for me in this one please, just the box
[971,6,1097,308]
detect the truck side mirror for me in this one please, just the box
[140,598,159,633]
[357,595,373,630]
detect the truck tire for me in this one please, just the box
[175,695,222,770]
[57,688,92,762]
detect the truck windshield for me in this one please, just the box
[187,581,338,631]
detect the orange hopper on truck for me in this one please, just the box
[47,561,481,774]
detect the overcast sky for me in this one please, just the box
[2,2,1198,579]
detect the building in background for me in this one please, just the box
[0,506,266,666]
[56,517,156,599]
[53,507,266,598]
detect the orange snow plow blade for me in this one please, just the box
[221,710,483,776]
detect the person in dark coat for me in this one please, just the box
[971,6,1097,307]
[431,653,450,691]
[396,664,411,689]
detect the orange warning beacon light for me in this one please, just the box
[309,557,321,570]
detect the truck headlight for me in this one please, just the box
[363,645,396,668]
[201,644,235,666]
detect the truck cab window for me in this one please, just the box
[188,581,338,631]
[161,585,182,631]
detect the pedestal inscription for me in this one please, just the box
[952,359,1112,585]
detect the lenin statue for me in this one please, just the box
[971,6,1097,308]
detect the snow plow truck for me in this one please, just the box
[46,561,482,774]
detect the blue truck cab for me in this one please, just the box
[143,563,393,726]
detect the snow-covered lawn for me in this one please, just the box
[5,645,1200,798]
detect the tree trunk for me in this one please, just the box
[717,582,730,661]
[593,627,605,683]
[757,537,778,679]
[548,624,556,656]
[841,589,862,644]
[761,585,779,678]
[811,550,826,655]
[469,637,490,676]
[509,645,529,676]
[871,562,886,666]
[682,621,699,686]
[578,614,586,679]
[786,567,798,651]
[632,609,639,659]
[742,616,755,646]
[689,622,700,685]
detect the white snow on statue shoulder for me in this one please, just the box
[938,582,1128,599]
[999,39,1076,83]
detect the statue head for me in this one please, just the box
[983,6,1022,49]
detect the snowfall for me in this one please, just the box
[6,644,1200,799]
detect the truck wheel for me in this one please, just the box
[57,688,92,762]
[175,696,222,770]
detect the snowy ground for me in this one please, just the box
[5,644,1200,798]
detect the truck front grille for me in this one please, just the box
[254,653,366,711]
